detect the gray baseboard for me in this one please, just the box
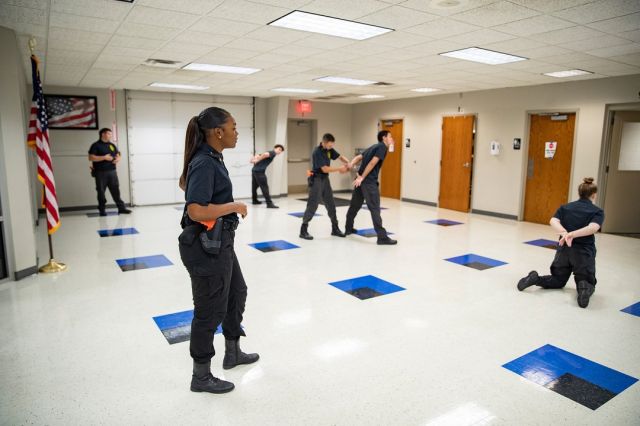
[401,198,437,207]
[15,265,38,281]
[471,209,517,220]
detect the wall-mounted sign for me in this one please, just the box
[296,100,312,116]
[513,138,521,150]
[545,141,557,159]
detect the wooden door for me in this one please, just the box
[439,115,474,212]
[379,120,403,199]
[602,111,640,233]
[524,113,576,224]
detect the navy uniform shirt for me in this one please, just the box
[358,142,388,183]
[312,144,340,175]
[184,144,237,225]
[252,150,275,173]
[88,141,119,172]
[553,198,604,247]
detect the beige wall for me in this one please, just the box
[44,86,130,209]
[0,26,38,278]
[352,74,640,217]
[288,100,354,191]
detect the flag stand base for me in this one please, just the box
[39,259,67,273]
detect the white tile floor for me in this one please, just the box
[1,195,638,425]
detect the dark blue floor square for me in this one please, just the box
[288,212,320,218]
[329,275,405,300]
[98,227,139,237]
[621,301,640,317]
[354,228,394,238]
[425,219,463,226]
[87,211,118,217]
[503,344,638,410]
[445,253,507,270]
[525,238,558,250]
[152,309,225,344]
[116,254,173,272]
[249,240,300,253]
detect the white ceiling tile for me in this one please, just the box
[134,0,224,14]
[492,15,575,37]
[95,54,145,66]
[102,46,155,59]
[48,39,105,53]
[191,17,260,36]
[587,43,640,58]
[269,44,324,58]
[587,12,640,34]
[300,0,391,20]
[482,38,547,53]
[610,52,640,66]
[446,28,516,45]
[225,37,283,53]
[116,22,180,40]
[404,17,481,39]
[560,34,632,51]
[92,60,139,71]
[51,0,130,21]
[83,68,129,79]
[537,51,599,64]
[162,41,215,56]
[202,47,259,61]
[174,31,236,48]
[359,5,439,29]
[108,35,165,50]
[208,0,290,24]
[0,4,46,25]
[268,63,312,74]
[451,1,541,27]
[49,12,117,33]
[3,22,47,37]
[552,0,640,24]
[240,52,299,66]
[399,0,498,16]
[569,57,640,75]
[126,5,199,29]
[4,0,49,9]
[44,53,95,67]
[243,26,311,44]
[533,26,607,44]
[508,0,594,13]
[48,27,112,45]
[619,29,640,42]
[150,50,202,63]
[405,39,469,55]
[249,0,310,7]
[354,30,434,48]
[46,48,98,62]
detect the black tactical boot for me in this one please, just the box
[377,236,397,245]
[517,271,539,291]
[331,224,346,237]
[345,227,357,235]
[223,339,260,370]
[266,203,279,209]
[300,224,313,240]
[190,361,235,394]
[577,280,595,308]
[252,199,262,205]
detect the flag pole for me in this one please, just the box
[28,38,66,273]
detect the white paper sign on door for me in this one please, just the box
[545,141,557,159]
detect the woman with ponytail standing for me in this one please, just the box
[178,107,259,394]
[517,177,604,309]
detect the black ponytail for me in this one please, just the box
[179,107,231,190]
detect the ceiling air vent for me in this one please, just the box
[372,82,393,86]
[144,58,182,68]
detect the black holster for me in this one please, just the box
[198,218,223,255]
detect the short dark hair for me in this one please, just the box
[99,128,112,137]
[377,130,390,142]
[274,144,285,151]
[322,133,335,142]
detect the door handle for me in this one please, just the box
[462,162,470,168]
[527,159,534,179]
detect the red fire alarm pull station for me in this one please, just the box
[297,100,312,116]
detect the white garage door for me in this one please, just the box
[126,90,254,205]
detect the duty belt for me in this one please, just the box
[222,220,239,231]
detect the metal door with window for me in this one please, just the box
[602,111,640,233]
[524,113,576,224]
[439,115,475,212]
[287,119,314,194]
[379,119,403,199]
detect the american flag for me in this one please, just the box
[46,96,96,128]
[27,55,60,235]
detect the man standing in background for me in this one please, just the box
[251,144,285,209]
[88,128,131,216]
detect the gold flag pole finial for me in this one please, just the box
[28,37,36,55]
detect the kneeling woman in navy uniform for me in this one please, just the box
[178,107,259,394]
[517,177,604,308]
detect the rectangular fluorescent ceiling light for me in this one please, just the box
[543,69,593,78]
[411,87,441,93]
[440,47,527,65]
[149,83,209,91]
[359,94,384,99]
[272,88,322,93]
[315,76,377,86]
[183,63,261,75]
[269,10,393,40]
